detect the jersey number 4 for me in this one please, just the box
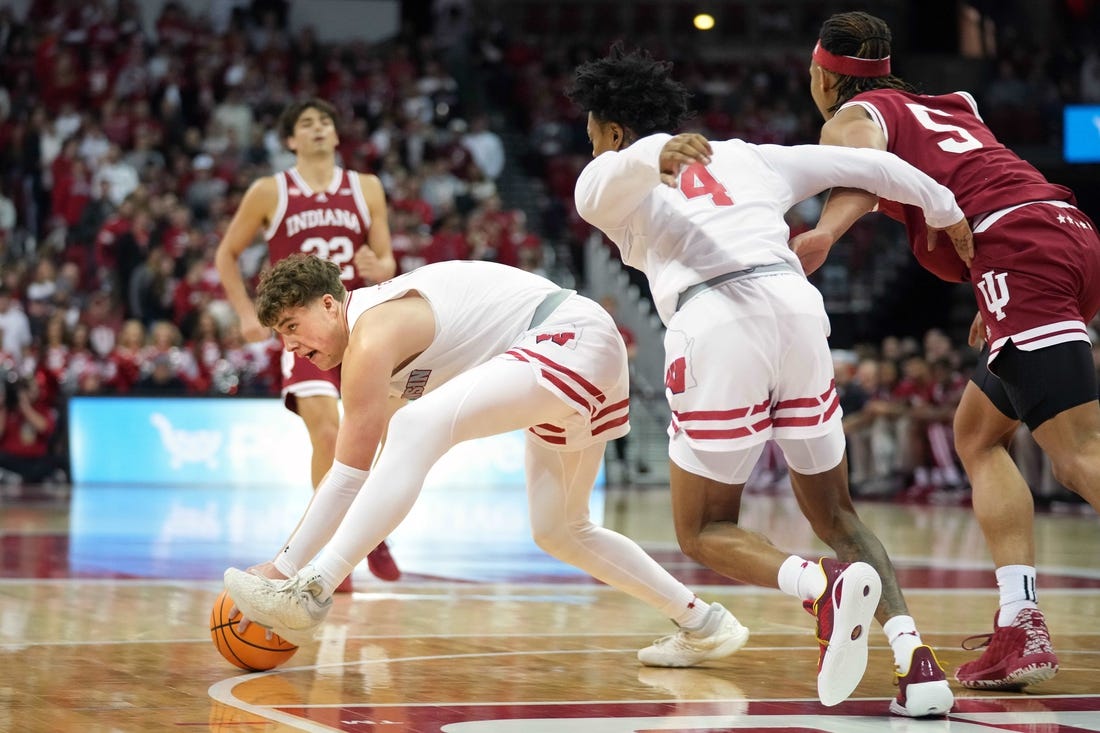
[679,163,734,206]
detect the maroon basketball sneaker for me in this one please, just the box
[803,557,882,706]
[891,645,954,717]
[367,540,401,582]
[955,608,1058,690]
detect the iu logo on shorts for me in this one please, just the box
[976,270,1010,322]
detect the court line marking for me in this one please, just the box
[4,576,1100,591]
[209,644,1100,732]
[10,634,1100,651]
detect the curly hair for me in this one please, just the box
[255,253,345,327]
[277,98,339,150]
[567,43,691,140]
[819,11,915,113]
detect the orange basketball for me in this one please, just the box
[210,590,298,671]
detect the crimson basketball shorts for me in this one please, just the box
[281,349,340,413]
[971,201,1100,364]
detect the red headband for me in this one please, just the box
[812,40,891,77]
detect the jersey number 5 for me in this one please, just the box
[679,163,734,206]
[301,236,355,280]
[905,103,983,154]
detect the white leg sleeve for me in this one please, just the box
[526,439,698,620]
[312,358,578,593]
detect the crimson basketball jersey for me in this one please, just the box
[841,89,1075,283]
[263,167,373,289]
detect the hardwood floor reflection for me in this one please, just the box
[2,485,1098,732]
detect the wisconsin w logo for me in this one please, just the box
[536,332,575,346]
[976,270,1010,321]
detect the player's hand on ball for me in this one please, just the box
[659,133,712,187]
[228,604,273,638]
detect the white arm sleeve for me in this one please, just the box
[574,133,670,233]
[757,144,965,228]
[272,460,369,576]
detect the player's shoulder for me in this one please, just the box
[235,174,280,214]
[245,173,281,196]
[352,170,384,192]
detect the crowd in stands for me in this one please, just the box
[0,0,1094,496]
[0,0,543,484]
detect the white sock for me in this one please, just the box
[996,564,1038,626]
[673,596,712,630]
[883,614,923,673]
[312,552,355,599]
[777,555,824,601]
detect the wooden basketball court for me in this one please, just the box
[3,480,1098,732]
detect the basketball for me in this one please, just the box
[210,590,298,671]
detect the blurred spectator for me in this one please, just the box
[105,318,147,394]
[133,352,189,395]
[461,113,505,180]
[0,181,15,244]
[0,372,63,485]
[0,286,31,360]
[92,144,141,208]
[184,154,228,220]
[129,246,177,326]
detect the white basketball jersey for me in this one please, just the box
[342,261,561,400]
[575,133,962,324]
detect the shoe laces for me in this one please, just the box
[961,632,994,652]
[280,571,324,600]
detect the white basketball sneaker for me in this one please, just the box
[223,565,332,641]
[637,602,750,667]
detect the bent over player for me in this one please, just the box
[569,45,972,716]
[216,99,400,584]
[225,254,749,668]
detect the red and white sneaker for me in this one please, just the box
[955,607,1059,690]
[367,540,401,582]
[890,645,954,717]
[803,558,882,706]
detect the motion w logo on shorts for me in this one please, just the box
[666,357,688,394]
[976,270,1010,322]
[536,332,576,347]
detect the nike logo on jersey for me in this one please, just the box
[401,369,432,400]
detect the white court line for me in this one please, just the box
[208,643,1100,732]
[4,576,1100,596]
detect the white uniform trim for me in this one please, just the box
[841,100,889,145]
[973,199,1075,233]
[989,320,1091,361]
[263,172,289,242]
[347,171,373,229]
